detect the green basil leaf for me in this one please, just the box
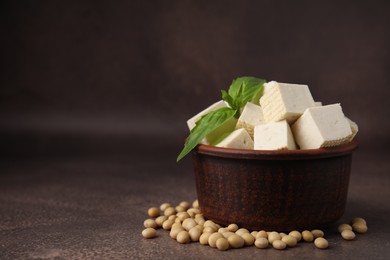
[221,90,234,109]
[177,107,237,162]
[228,76,266,108]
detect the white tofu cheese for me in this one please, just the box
[263,81,277,95]
[254,120,297,150]
[236,102,264,138]
[215,128,254,149]
[186,100,228,130]
[291,104,353,149]
[186,100,235,145]
[260,81,316,124]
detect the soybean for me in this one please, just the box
[155,216,167,227]
[302,230,314,242]
[171,222,183,230]
[272,240,287,250]
[179,201,191,210]
[282,235,297,247]
[228,234,245,248]
[255,237,269,249]
[189,227,202,242]
[208,232,224,248]
[199,232,212,245]
[256,230,268,239]
[216,237,230,251]
[218,227,229,233]
[351,217,367,226]
[203,226,217,234]
[288,230,302,242]
[341,229,356,240]
[176,230,191,244]
[160,202,171,211]
[311,229,324,238]
[314,237,329,249]
[182,218,197,231]
[162,219,174,230]
[241,233,255,246]
[227,223,239,232]
[142,228,156,239]
[148,207,160,218]
[352,223,368,234]
[177,212,191,222]
[164,207,176,217]
[144,219,157,229]
[175,205,186,213]
[268,231,281,243]
[192,199,199,209]
[338,223,352,233]
[170,227,184,239]
[236,228,250,236]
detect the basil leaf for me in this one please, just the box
[221,90,234,109]
[228,76,266,108]
[177,107,237,162]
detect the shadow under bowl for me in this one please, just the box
[192,139,358,232]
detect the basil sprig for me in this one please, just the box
[177,76,265,161]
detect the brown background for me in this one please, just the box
[1,1,390,259]
[1,0,390,156]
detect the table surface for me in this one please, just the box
[1,136,389,260]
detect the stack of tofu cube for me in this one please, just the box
[187,81,358,150]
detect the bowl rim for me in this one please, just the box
[194,139,358,160]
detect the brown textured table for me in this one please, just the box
[0,133,389,259]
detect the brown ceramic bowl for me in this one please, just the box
[192,139,358,232]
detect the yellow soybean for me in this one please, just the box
[216,237,230,251]
[255,237,269,249]
[288,230,302,242]
[176,230,190,244]
[352,223,368,234]
[338,223,352,233]
[268,231,281,243]
[159,202,171,211]
[208,232,224,248]
[199,232,212,245]
[341,229,356,240]
[142,228,156,239]
[228,234,245,248]
[302,230,314,242]
[147,207,160,218]
[143,219,157,229]
[227,224,239,232]
[241,233,255,246]
[311,229,324,238]
[272,240,287,250]
[281,235,297,247]
[314,237,329,249]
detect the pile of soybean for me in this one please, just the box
[141,199,368,251]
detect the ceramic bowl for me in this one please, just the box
[192,139,358,231]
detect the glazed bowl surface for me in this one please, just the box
[192,139,358,231]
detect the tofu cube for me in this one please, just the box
[263,81,277,95]
[291,104,353,149]
[186,100,235,145]
[187,100,228,130]
[254,120,297,150]
[215,128,254,149]
[236,102,264,138]
[260,81,315,124]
